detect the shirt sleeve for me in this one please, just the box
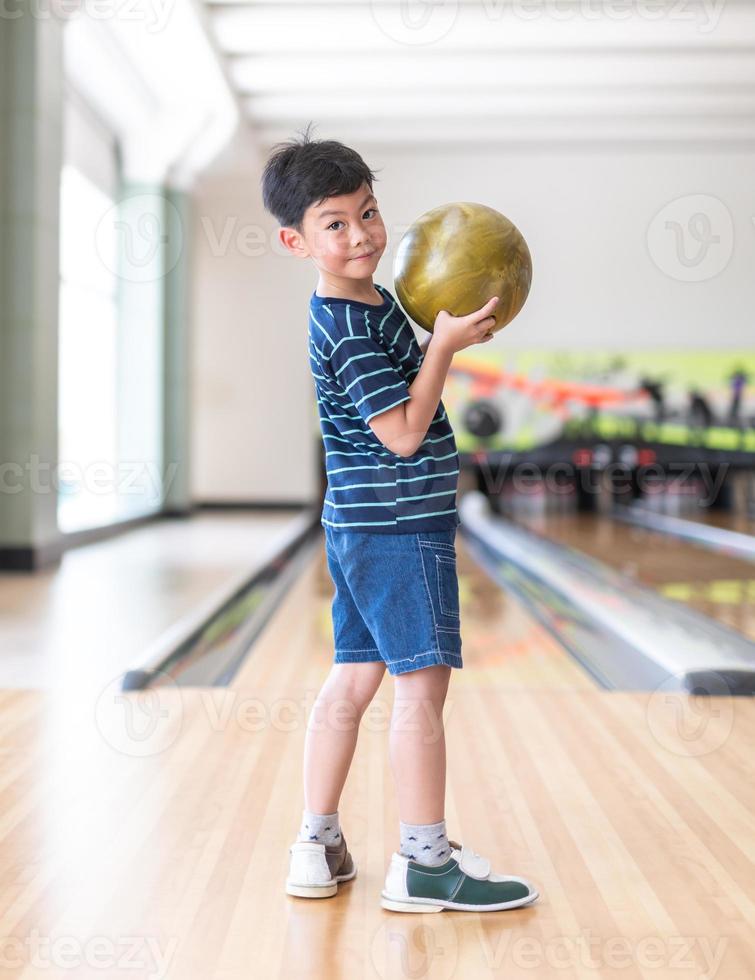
[323,320,411,425]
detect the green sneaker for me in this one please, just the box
[381,839,539,913]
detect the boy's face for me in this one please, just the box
[280,182,387,289]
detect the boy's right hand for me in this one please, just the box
[432,296,498,355]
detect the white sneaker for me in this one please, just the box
[286,832,357,898]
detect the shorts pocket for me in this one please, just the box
[418,538,461,633]
[436,554,460,620]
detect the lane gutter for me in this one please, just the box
[459,492,755,696]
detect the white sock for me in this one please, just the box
[399,818,451,866]
[297,808,341,845]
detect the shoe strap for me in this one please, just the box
[448,839,491,880]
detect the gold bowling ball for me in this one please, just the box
[393,202,532,334]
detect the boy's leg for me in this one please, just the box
[381,663,541,910]
[302,661,386,814]
[288,662,384,896]
[389,664,451,823]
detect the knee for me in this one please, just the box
[324,663,386,713]
[394,664,451,703]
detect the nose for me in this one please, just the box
[351,220,370,248]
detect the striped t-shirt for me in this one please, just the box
[308,282,461,534]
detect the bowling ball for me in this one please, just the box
[393,202,532,334]
[463,399,503,439]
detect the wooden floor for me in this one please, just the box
[1,533,753,978]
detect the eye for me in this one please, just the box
[327,208,378,231]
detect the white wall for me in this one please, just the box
[371,145,755,350]
[190,131,755,503]
[190,128,320,504]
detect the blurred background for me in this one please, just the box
[1,3,755,976]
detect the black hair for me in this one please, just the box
[260,121,380,231]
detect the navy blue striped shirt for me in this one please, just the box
[308,282,460,533]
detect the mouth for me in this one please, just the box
[353,251,375,260]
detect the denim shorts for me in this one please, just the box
[323,527,463,676]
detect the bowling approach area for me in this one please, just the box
[2,475,755,979]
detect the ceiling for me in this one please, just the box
[202,0,755,149]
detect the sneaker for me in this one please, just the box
[380,838,539,913]
[285,832,357,898]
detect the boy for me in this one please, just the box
[261,126,539,913]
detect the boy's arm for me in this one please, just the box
[370,337,452,457]
[324,316,447,459]
[371,301,496,456]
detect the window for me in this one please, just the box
[58,164,120,532]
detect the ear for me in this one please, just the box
[279,226,309,258]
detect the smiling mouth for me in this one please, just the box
[354,252,375,260]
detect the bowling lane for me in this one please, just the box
[676,510,755,536]
[509,511,755,643]
[231,534,600,692]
